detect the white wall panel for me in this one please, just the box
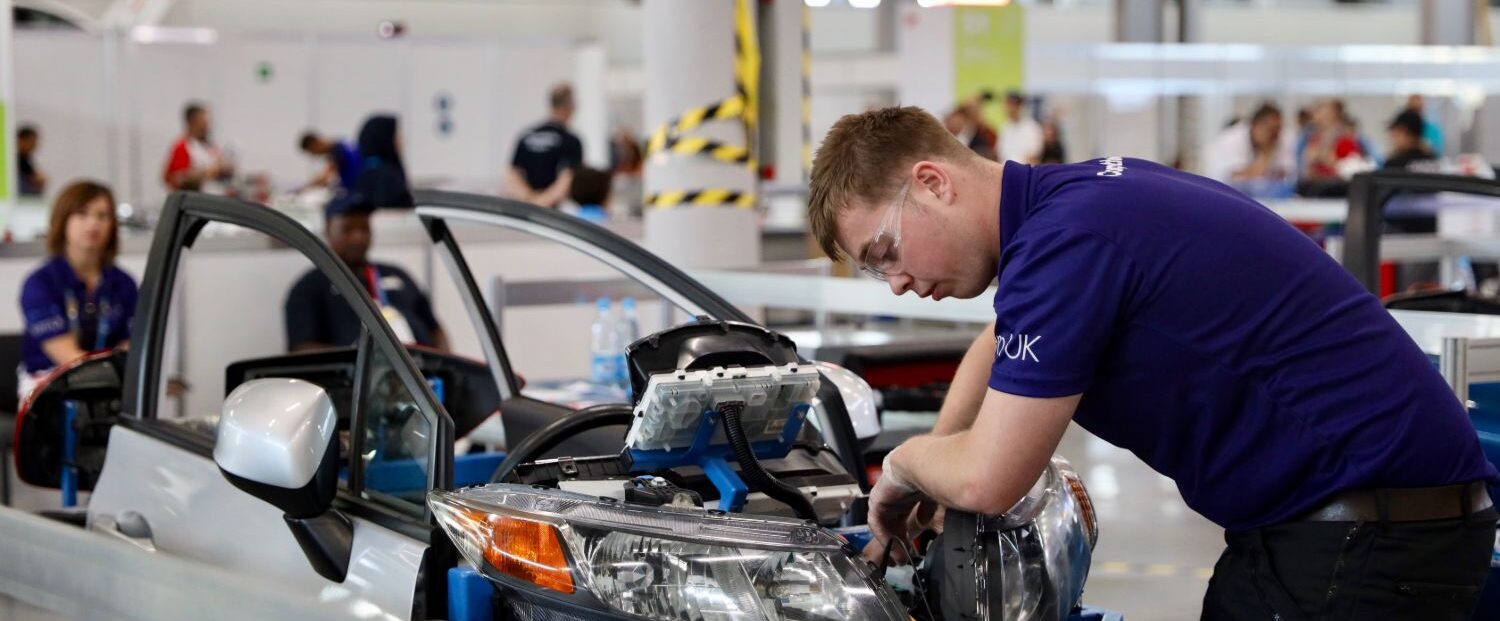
[214,37,316,192]
[12,33,110,201]
[310,39,405,143]
[404,40,500,191]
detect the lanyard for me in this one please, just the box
[364,265,392,307]
[63,288,110,351]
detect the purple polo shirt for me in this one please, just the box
[988,157,1497,530]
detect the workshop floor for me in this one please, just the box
[1059,423,1224,620]
[0,423,1221,621]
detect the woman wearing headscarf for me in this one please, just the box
[350,114,414,209]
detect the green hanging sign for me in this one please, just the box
[953,4,1026,131]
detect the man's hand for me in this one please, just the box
[862,390,1079,567]
[863,448,926,565]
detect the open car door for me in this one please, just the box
[73,192,456,620]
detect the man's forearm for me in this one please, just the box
[932,322,995,435]
[890,390,1079,516]
[538,169,575,207]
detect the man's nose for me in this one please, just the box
[887,273,913,296]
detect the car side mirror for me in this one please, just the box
[214,378,352,582]
[14,350,126,492]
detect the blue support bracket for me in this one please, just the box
[624,403,812,512]
[448,566,495,621]
[701,458,749,512]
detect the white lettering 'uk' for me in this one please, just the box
[995,333,1042,363]
[1096,156,1126,177]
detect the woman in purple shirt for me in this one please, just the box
[17,181,137,399]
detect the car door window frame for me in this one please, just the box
[122,192,454,521]
[408,191,868,483]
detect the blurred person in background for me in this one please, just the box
[1404,94,1445,154]
[163,102,233,193]
[1297,99,1369,195]
[1038,118,1067,165]
[1000,91,1043,165]
[508,84,583,208]
[17,181,136,399]
[299,130,363,195]
[610,128,644,216]
[285,201,445,352]
[16,125,46,197]
[347,114,413,210]
[1384,110,1438,171]
[944,94,998,161]
[1206,102,1295,199]
[570,166,613,222]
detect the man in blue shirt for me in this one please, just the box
[299,131,362,195]
[808,107,1498,619]
[284,202,447,352]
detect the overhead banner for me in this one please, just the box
[953,4,1026,130]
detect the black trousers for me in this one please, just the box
[1201,507,1497,620]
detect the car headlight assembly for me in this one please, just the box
[940,457,1097,621]
[430,484,908,621]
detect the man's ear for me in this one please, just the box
[911,160,953,205]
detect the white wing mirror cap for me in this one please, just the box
[213,378,337,489]
[813,361,880,440]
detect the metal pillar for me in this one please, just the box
[642,0,761,270]
[1422,0,1485,157]
[1421,0,1476,46]
[1114,0,1164,43]
[1108,0,1167,163]
[0,0,16,211]
[1175,0,1203,172]
[760,0,810,184]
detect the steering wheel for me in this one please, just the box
[489,404,635,483]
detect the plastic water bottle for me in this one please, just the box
[618,297,641,345]
[590,298,620,387]
[616,298,641,395]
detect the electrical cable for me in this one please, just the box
[716,401,819,521]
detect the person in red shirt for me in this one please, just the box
[1300,98,1365,182]
[163,102,233,193]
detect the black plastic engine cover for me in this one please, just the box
[624,318,801,403]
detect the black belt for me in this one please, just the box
[1299,481,1493,523]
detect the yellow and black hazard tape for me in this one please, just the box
[645,94,747,157]
[659,135,750,165]
[643,0,760,179]
[646,190,756,210]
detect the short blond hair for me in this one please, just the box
[808,106,975,261]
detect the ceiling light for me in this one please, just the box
[130,26,218,45]
[918,0,1013,6]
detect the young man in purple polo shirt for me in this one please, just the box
[808,106,1498,619]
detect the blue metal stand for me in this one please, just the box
[626,404,810,513]
[60,400,78,508]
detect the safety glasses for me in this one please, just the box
[857,181,910,281]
